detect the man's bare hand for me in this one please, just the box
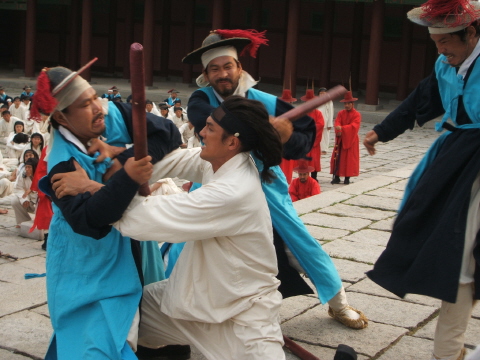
[270,116,293,144]
[51,160,103,199]
[88,138,126,163]
[363,130,379,156]
[124,156,153,185]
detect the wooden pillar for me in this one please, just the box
[396,7,413,101]
[122,0,134,79]
[283,0,300,97]
[160,0,172,78]
[350,2,364,92]
[319,0,335,89]
[80,0,93,81]
[212,0,224,29]
[249,0,262,81]
[182,0,195,84]
[364,0,385,105]
[68,0,80,70]
[24,0,36,78]
[107,0,118,74]
[143,0,155,86]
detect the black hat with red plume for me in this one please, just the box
[30,58,97,122]
[182,29,268,66]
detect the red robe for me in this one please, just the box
[289,177,321,202]
[280,159,295,184]
[30,147,53,231]
[301,109,324,172]
[330,108,361,177]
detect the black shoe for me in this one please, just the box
[344,177,350,185]
[334,344,357,360]
[41,234,48,251]
[136,345,191,360]
[331,176,341,185]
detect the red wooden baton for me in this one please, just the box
[129,43,151,196]
[282,85,347,122]
[283,335,321,360]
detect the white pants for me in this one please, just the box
[11,196,35,224]
[0,178,13,198]
[138,281,285,360]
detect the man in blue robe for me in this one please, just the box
[364,1,480,358]
[164,29,368,331]
[30,63,182,360]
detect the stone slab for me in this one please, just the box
[331,258,371,283]
[376,335,434,360]
[30,304,49,318]
[0,310,52,359]
[341,229,391,247]
[369,218,395,231]
[322,239,385,264]
[386,179,408,191]
[366,187,405,200]
[334,175,400,195]
[0,242,45,260]
[414,316,480,348]
[320,203,396,221]
[344,194,401,211]
[0,280,47,317]
[283,340,369,360]
[0,256,46,285]
[345,292,437,328]
[281,304,407,357]
[300,213,372,232]
[383,166,415,179]
[348,278,442,308]
[0,349,32,360]
[293,191,353,215]
[305,225,350,241]
[280,296,320,323]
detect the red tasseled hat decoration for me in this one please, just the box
[420,0,480,27]
[214,29,268,58]
[29,68,57,122]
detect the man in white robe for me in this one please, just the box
[114,96,286,360]
[8,97,27,121]
[318,87,334,155]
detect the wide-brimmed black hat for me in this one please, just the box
[182,29,268,65]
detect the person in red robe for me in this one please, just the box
[330,91,361,185]
[299,89,324,182]
[277,89,297,184]
[289,160,321,202]
[30,146,53,250]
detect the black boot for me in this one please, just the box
[41,233,48,251]
[136,344,191,360]
[331,176,341,185]
[334,344,357,360]
[311,171,317,182]
[344,177,350,185]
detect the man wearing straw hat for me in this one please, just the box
[330,91,361,185]
[363,0,480,358]
[177,29,368,330]
[29,61,182,360]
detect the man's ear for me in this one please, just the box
[52,110,68,127]
[228,135,242,152]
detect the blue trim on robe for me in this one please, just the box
[45,102,142,360]
[165,86,341,304]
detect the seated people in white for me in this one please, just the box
[146,100,161,116]
[114,96,286,360]
[0,110,22,141]
[178,121,195,148]
[9,97,27,121]
[170,107,188,129]
[6,121,28,160]
[11,157,38,227]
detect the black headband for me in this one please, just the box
[210,103,256,141]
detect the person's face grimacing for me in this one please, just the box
[431,26,478,67]
[203,56,242,99]
[344,102,354,111]
[199,116,238,172]
[53,87,105,146]
[298,172,309,183]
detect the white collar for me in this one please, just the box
[58,126,88,154]
[458,38,480,78]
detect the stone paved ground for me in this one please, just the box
[0,75,479,359]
